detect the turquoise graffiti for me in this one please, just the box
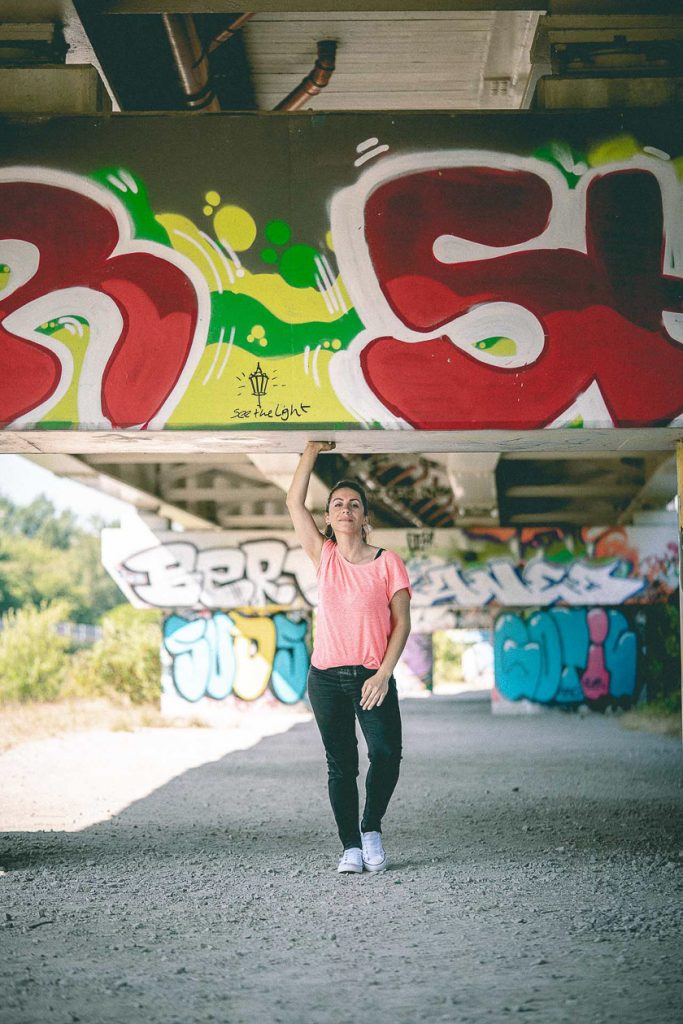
[163,610,310,705]
[493,607,637,706]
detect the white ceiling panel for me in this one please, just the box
[244,10,539,111]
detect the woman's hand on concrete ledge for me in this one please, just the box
[304,440,336,455]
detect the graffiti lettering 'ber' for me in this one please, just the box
[119,539,318,609]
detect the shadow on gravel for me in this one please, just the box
[2,697,682,1024]
[3,698,682,870]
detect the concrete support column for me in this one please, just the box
[677,443,683,745]
[401,633,434,693]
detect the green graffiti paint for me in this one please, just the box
[533,142,587,188]
[475,336,517,356]
[260,247,278,264]
[35,316,90,427]
[265,219,291,246]
[89,167,171,246]
[208,292,362,357]
[278,244,321,289]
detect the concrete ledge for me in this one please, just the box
[0,65,112,115]
[2,427,682,456]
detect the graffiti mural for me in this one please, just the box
[163,610,310,705]
[407,525,679,608]
[100,520,677,708]
[493,607,638,707]
[114,537,317,609]
[102,524,678,612]
[399,633,434,691]
[332,147,683,429]
[2,114,682,433]
[0,169,208,429]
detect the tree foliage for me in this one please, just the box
[0,491,161,706]
[0,492,123,622]
[0,494,81,548]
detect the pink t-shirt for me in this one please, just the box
[311,540,412,670]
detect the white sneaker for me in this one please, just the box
[337,847,363,873]
[361,831,388,872]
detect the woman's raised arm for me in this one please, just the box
[286,441,335,566]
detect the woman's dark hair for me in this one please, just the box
[324,479,369,541]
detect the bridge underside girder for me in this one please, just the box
[6,427,680,532]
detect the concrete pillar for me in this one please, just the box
[400,633,434,693]
[678,443,683,745]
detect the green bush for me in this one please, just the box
[67,605,162,705]
[432,629,465,685]
[636,690,681,716]
[0,601,71,703]
[641,602,681,703]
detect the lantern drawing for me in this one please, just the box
[249,362,269,408]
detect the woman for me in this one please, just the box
[286,441,412,873]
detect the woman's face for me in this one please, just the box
[325,488,368,538]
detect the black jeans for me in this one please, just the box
[307,664,403,850]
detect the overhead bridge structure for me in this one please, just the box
[1,2,681,720]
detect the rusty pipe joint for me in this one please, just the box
[275,40,337,112]
[162,13,220,113]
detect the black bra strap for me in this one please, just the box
[373,547,384,560]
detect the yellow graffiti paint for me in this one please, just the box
[167,343,358,427]
[232,271,346,324]
[587,134,641,167]
[214,204,257,253]
[672,156,683,180]
[157,213,235,292]
[230,612,276,701]
[158,212,348,325]
[475,337,517,357]
[325,230,335,252]
[205,190,221,207]
[37,321,90,425]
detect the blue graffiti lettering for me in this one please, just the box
[271,614,310,704]
[162,611,310,704]
[494,608,637,706]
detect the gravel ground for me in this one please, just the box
[1,697,682,1024]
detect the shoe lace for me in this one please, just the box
[363,832,383,856]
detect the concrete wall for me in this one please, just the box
[103,521,678,713]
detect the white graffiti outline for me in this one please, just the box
[117,538,318,610]
[113,536,649,612]
[0,166,211,429]
[409,554,645,608]
[329,149,683,427]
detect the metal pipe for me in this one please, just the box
[274,39,336,112]
[206,12,254,59]
[161,13,220,113]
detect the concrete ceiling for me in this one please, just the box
[18,448,678,533]
[47,4,542,113]
[2,3,681,530]
[242,10,539,111]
